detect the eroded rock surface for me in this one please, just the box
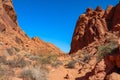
[0,0,63,55]
[70,3,120,54]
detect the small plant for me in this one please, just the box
[97,45,111,62]
[97,41,119,62]
[19,66,48,80]
[38,54,58,65]
[65,60,76,69]
[7,56,30,68]
[52,60,63,68]
[0,56,7,64]
[0,63,14,79]
[29,55,40,60]
[76,51,92,64]
[82,54,92,63]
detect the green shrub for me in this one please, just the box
[97,41,118,62]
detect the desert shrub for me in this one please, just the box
[22,52,31,57]
[20,66,48,80]
[29,55,40,60]
[0,63,14,80]
[0,53,29,68]
[75,51,92,64]
[0,56,7,64]
[82,53,92,63]
[97,41,119,62]
[76,58,85,65]
[0,76,10,80]
[38,54,58,65]
[65,60,76,69]
[28,54,59,66]
[7,56,30,68]
[52,60,63,68]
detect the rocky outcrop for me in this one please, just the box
[70,3,120,79]
[0,0,62,55]
[74,33,120,80]
[70,3,120,54]
[106,72,120,80]
[2,0,17,24]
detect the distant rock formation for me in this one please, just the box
[0,0,62,55]
[70,3,120,54]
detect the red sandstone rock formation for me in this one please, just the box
[69,2,120,80]
[75,37,120,80]
[70,3,120,54]
[0,0,62,55]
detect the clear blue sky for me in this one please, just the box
[12,0,119,53]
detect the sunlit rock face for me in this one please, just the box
[0,0,63,55]
[70,3,120,54]
[70,3,120,80]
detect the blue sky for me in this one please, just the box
[12,0,119,53]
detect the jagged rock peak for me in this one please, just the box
[70,3,120,54]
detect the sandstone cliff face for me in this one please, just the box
[69,2,120,80]
[0,0,62,55]
[70,3,120,54]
